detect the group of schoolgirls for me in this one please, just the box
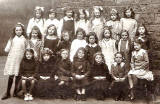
[1,5,154,102]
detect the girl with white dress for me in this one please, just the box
[27,6,45,39]
[89,6,105,41]
[75,9,89,35]
[99,27,117,72]
[70,28,87,62]
[44,9,60,36]
[2,23,27,100]
[105,9,122,41]
[120,7,137,41]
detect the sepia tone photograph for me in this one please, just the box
[0,0,160,104]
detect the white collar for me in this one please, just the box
[88,43,97,47]
[113,62,125,67]
[64,16,73,20]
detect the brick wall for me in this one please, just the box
[0,0,160,69]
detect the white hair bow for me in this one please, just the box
[35,6,45,12]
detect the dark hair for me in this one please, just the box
[123,7,135,19]
[134,38,143,45]
[79,9,88,22]
[11,23,26,39]
[86,32,98,44]
[46,24,57,36]
[101,27,112,39]
[92,52,105,65]
[73,47,87,61]
[75,28,86,39]
[136,23,149,36]
[23,48,35,60]
[48,9,57,17]
[114,52,124,61]
[29,26,42,40]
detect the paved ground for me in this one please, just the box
[0,56,160,104]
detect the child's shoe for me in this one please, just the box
[28,94,34,101]
[24,94,29,101]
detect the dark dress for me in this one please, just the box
[55,59,73,98]
[90,63,111,90]
[44,37,59,53]
[71,58,90,89]
[135,35,150,50]
[57,41,71,51]
[18,58,37,96]
[62,19,75,40]
[85,44,101,65]
[19,59,37,77]
[34,59,57,98]
[118,39,132,69]
[110,62,129,98]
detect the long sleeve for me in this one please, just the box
[4,39,12,53]
[58,18,63,38]
[131,20,137,40]
[27,18,33,37]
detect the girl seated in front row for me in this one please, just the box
[19,49,37,101]
[128,39,154,100]
[90,52,112,100]
[110,52,129,101]
[71,47,90,101]
[55,49,73,99]
[34,48,57,98]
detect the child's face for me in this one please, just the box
[121,32,128,40]
[89,35,96,44]
[79,13,85,19]
[125,9,132,18]
[49,13,56,20]
[43,54,50,61]
[111,14,117,21]
[66,10,73,18]
[138,26,145,35]
[104,29,111,38]
[61,50,69,60]
[94,10,101,18]
[62,32,70,41]
[35,10,42,19]
[48,26,56,36]
[95,55,103,64]
[77,31,84,40]
[77,50,85,59]
[15,26,23,37]
[134,42,141,51]
[31,30,38,38]
[115,53,123,64]
[26,51,33,60]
